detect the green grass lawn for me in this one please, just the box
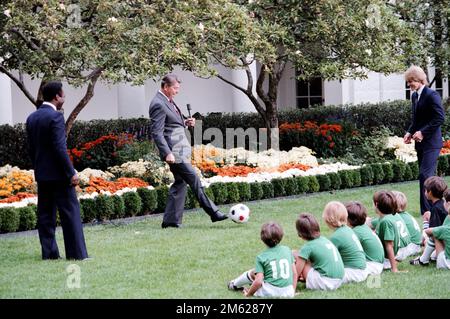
[1,179,450,299]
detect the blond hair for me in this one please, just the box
[404,65,428,85]
[392,191,408,212]
[323,201,348,228]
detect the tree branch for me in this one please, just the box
[0,64,37,106]
[10,28,42,52]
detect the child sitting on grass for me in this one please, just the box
[228,221,296,298]
[345,201,384,276]
[424,207,450,270]
[293,213,344,291]
[323,201,368,284]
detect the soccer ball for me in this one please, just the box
[229,204,250,223]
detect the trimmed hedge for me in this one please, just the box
[18,206,37,231]
[137,188,158,215]
[0,207,20,233]
[122,191,142,217]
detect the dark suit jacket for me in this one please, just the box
[407,86,445,150]
[26,104,75,183]
[149,92,191,162]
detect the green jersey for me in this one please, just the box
[392,213,411,248]
[443,216,450,226]
[352,224,384,263]
[371,217,380,229]
[376,214,405,256]
[399,211,422,245]
[255,245,294,288]
[299,236,344,279]
[330,225,367,270]
[432,226,450,260]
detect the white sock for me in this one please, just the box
[431,250,437,261]
[232,270,253,288]
[420,239,435,263]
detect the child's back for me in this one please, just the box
[399,211,422,245]
[256,244,294,289]
[330,225,367,270]
[352,224,384,264]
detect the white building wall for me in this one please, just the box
[0,74,13,125]
[277,63,296,110]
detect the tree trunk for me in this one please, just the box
[65,69,102,136]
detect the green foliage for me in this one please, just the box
[17,206,36,231]
[204,187,215,204]
[271,178,286,198]
[95,195,115,221]
[185,188,198,210]
[408,161,419,180]
[295,176,310,193]
[0,207,20,233]
[156,186,169,213]
[438,155,449,177]
[338,170,353,189]
[382,163,394,183]
[111,195,125,219]
[209,183,228,205]
[403,163,413,181]
[236,182,251,202]
[371,163,385,185]
[137,188,158,215]
[284,178,298,196]
[122,192,142,217]
[249,183,264,201]
[260,182,274,199]
[327,172,342,190]
[0,124,31,168]
[350,170,362,187]
[359,165,374,186]
[306,176,320,193]
[116,140,156,164]
[226,183,240,204]
[316,174,331,191]
[79,198,97,223]
[392,160,407,182]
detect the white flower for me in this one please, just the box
[107,17,118,23]
[197,22,204,32]
[365,49,372,56]
[59,3,66,11]
[4,9,11,18]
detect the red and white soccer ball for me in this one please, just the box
[229,204,250,223]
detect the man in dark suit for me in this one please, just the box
[404,66,445,215]
[149,74,228,228]
[26,81,88,260]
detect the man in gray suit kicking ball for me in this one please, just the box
[149,74,228,228]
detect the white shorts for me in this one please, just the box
[305,268,342,291]
[436,251,450,270]
[407,243,421,256]
[254,282,295,298]
[365,261,384,276]
[342,267,368,284]
[395,247,410,261]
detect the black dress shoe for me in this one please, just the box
[161,222,182,228]
[211,211,228,223]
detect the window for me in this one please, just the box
[435,72,443,97]
[405,81,411,100]
[296,76,323,108]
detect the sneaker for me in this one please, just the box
[227,281,243,291]
[409,257,429,266]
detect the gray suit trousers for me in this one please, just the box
[163,162,218,224]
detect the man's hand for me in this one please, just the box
[71,174,80,186]
[412,131,423,142]
[185,117,195,127]
[165,153,176,164]
[403,132,412,144]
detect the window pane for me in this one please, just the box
[406,89,410,100]
[309,77,322,96]
[435,75,443,89]
[296,80,309,96]
[310,97,323,107]
[297,97,309,109]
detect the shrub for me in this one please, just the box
[95,194,115,221]
[307,176,320,193]
[338,170,353,189]
[359,165,374,186]
[122,191,142,217]
[408,161,419,179]
[284,178,298,196]
[137,187,158,215]
[209,183,228,205]
[391,160,406,182]
[205,187,215,203]
[79,198,97,223]
[350,170,361,187]
[438,155,449,177]
[0,207,20,233]
[226,183,240,204]
[249,183,264,201]
[236,182,251,202]
[316,174,331,191]
[184,188,196,209]
[295,176,310,193]
[403,163,413,181]
[326,172,341,190]
[18,206,37,231]
[381,163,394,183]
[111,195,125,219]
[156,186,169,213]
[370,163,385,185]
[271,178,286,197]
[261,182,274,199]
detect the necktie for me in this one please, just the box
[412,92,418,110]
[169,99,180,115]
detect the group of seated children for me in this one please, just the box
[227,175,450,298]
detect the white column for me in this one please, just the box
[0,74,13,125]
[230,62,257,113]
